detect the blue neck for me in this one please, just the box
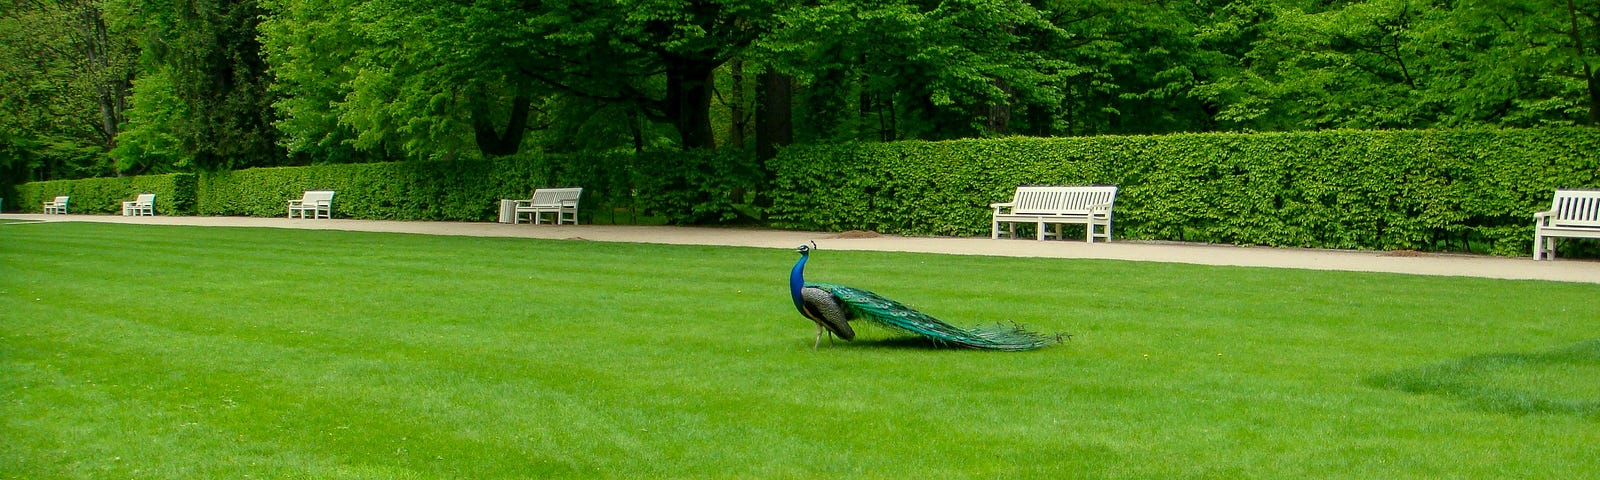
[789,252,809,313]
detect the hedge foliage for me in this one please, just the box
[15,128,1598,256]
[632,149,764,224]
[15,174,197,215]
[769,128,1600,256]
[13,149,753,224]
[193,153,639,221]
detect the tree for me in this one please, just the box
[260,0,779,159]
[515,0,776,150]
[1190,0,1439,130]
[760,0,1086,141]
[1193,0,1600,131]
[108,0,283,171]
[0,0,135,180]
[257,0,374,162]
[1443,0,1600,126]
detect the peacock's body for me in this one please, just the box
[789,243,1059,350]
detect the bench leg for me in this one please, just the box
[1036,222,1046,241]
[1088,221,1111,243]
[1535,233,1553,260]
[994,220,1016,239]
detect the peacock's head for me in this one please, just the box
[795,241,816,255]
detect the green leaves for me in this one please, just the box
[0,0,136,179]
[770,128,1600,256]
[16,173,197,215]
[1196,0,1600,130]
[108,0,284,171]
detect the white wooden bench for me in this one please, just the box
[287,190,335,219]
[513,187,582,225]
[122,193,156,216]
[991,185,1118,242]
[42,196,69,214]
[1533,188,1600,260]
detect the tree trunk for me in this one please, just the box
[728,59,747,149]
[1566,0,1598,125]
[756,69,793,162]
[984,79,1014,135]
[472,95,532,157]
[666,60,718,150]
[76,1,129,151]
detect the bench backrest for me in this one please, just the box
[134,193,155,205]
[1010,186,1117,214]
[1548,189,1600,227]
[301,190,336,204]
[528,187,582,206]
[53,196,69,205]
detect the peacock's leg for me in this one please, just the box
[814,324,824,349]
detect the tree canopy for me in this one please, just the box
[2,0,1597,183]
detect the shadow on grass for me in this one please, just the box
[844,337,960,350]
[1367,338,1600,419]
[835,335,1065,351]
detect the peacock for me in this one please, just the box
[788,242,1061,350]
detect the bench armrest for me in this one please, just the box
[991,201,1015,214]
[287,199,305,207]
[559,199,578,207]
[1087,202,1114,217]
[1534,210,1554,226]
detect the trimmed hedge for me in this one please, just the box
[194,153,629,221]
[16,128,1598,256]
[12,149,754,224]
[197,160,520,220]
[14,174,197,215]
[632,149,764,224]
[768,128,1600,256]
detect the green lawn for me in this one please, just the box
[2,222,1597,479]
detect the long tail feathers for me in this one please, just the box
[810,282,1060,351]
